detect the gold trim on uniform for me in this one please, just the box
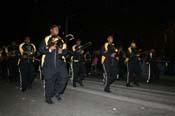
[101,42,109,64]
[41,35,51,67]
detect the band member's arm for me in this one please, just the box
[61,49,69,57]
[63,43,67,50]
[57,48,67,62]
[128,47,135,57]
[19,43,24,56]
[102,43,113,58]
[74,44,85,52]
[31,43,36,53]
[38,40,50,55]
[145,52,151,63]
[84,54,87,61]
[125,48,131,63]
[72,45,78,52]
[128,47,132,53]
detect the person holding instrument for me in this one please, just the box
[101,35,119,93]
[42,35,69,104]
[125,41,141,87]
[18,36,36,92]
[72,39,88,87]
[39,25,66,68]
[39,25,68,104]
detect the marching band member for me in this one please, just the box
[125,41,141,87]
[147,49,160,83]
[72,39,86,87]
[39,25,66,68]
[117,46,127,80]
[101,35,119,93]
[7,41,19,83]
[39,25,68,104]
[42,35,68,104]
[18,36,36,92]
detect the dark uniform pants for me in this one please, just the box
[19,58,35,91]
[73,62,85,83]
[104,61,119,90]
[7,57,19,82]
[118,61,127,80]
[150,62,160,81]
[45,64,68,98]
[127,62,141,84]
[1,60,8,79]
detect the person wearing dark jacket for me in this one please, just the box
[38,25,68,104]
[72,39,86,87]
[125,42,141,87]
[147,49,160,83]
[42,39,68,104]
[101,35,119,93]
[18,36,36,92]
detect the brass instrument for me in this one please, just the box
[78,41,92,50]
[111,43,119,54]
[73,41,92,55]
[9,51,16,57]
[47,34,75,48]
[125,48,148,63]
[23,51,34,57]
[65,34,75,41]
[21,51,40,62]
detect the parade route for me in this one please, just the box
[0,78,175,116]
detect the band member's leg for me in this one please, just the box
[151,63,160,81]
[112,62,119,82]
[102,64,107,84]
[55,66,69,100]
[7,58,13,82]
[78,62,86,86]
[28,62,35,88]
[126,63,134,87]
[105,61,119,92]
[14,57,19,84]
[73,62,79,87]
[134,64,141,86]
[57,63,69,95]
[45,76,56,104]
[59,79,69,95]
[147,63,151,83]
[19,59,28,91]
[155,64,160,81]
[104,63,112,92]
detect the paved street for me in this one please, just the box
[0,77,175,116]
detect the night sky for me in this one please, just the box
[1,0,175,57]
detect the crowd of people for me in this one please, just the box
[0,24,175,104]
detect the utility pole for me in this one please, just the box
[65,14,77,35]
[65,15,69,35]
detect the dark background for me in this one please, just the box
[1,0,175,58]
